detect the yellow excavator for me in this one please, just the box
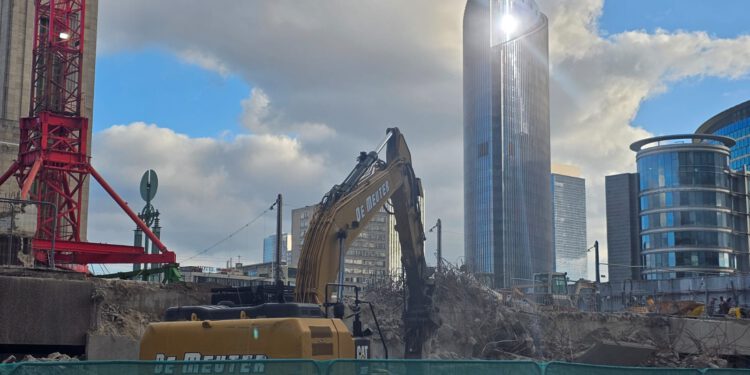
[139,128,435,361]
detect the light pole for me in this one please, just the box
[270,194,284,302]
[429,219,442,272]
[586,241,600,283]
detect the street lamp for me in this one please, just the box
[429,219,442,272]
[586,241,601,284]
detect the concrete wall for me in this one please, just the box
[0,271,213,359]
[0,275,93,346]
[86,334,139,360]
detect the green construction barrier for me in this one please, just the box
[546,361,703,375]
[0,359,321,375]
[326,359,542,375]
[1,360,749,374]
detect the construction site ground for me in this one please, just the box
[361,268,750,368]
[2,266,750,368]
[0,267,213,361]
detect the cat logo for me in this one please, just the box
[356,345,369,359]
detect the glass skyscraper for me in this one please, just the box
[696,100,750,170]
[631,135,741,279]
[551,169,587,281]
[463,0,553,288]
[262,233,291,264]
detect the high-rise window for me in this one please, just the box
[463,0,552,288]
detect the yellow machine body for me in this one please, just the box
[139,128,430,360]
[139,318,355,360]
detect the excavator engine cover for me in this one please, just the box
[140,317,361,360]
[164,303,324,321]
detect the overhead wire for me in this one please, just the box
[182,206,272,262]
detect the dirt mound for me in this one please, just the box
[361,267,733,368]
[89,278,212,340]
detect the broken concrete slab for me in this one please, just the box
[85,334,138,360]
[574,340,657,366]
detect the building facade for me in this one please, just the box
[551,167,587,281]
[696,100,750,170]
[240,261,295,283]
[631,134,746,279]
[291,205,317,268]
[605,173,642,284]
[180,266,272,288]
[262,233,291,264]
[463,0,553,288]
[291,203,400,289]
[0,0,97,239]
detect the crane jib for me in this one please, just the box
[354,180,390,222]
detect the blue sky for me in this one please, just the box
[94,0,750,141]
[598,0,750,135]
[93,49,249,137]
[87,0,750,272]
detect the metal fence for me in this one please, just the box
[0,360,747,374]
[0,199,42,268]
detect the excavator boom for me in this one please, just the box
[295,128,435,358]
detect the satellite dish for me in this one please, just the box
[139,170,158,202]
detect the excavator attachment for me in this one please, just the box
[295,128,437,358]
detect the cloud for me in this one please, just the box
[177,49,231,77]
[95,1,750,277]
[240,88,337,143]
[539,0,750,278]
[88,122,334,266]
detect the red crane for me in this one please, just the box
[0,0,175,267]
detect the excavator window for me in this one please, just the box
[552,275,567,295]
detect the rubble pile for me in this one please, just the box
[1,352,79,363]
[361,266,733,368]
[89,278,212,340]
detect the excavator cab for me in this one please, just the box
[532,272,573,309]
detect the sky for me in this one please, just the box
[87,0,750,278]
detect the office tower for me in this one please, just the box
[463,0,552,288]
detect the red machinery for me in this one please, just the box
[0,0,175,267]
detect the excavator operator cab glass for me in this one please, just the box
[533,273,549,294]
[551,274,567,296]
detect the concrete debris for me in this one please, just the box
[1,353,79,363]
[574,340,656,366]
[361,266,738,368]
[89,278,212,340]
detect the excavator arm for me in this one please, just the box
[295,128,436,358]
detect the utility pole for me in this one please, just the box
[275,194,283,283]
[594,240,600,284]
[270,194,285,303]
[430,219,442,272]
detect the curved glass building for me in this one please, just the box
[464,0,552,288]
[696,100,750,170]
[631,135,738,280]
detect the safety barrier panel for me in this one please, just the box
[0,359,749,374]
[327,359,542,375]
[0,359,320,375]
[545,362,702,375]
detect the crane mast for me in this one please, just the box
[0,0,175,267]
